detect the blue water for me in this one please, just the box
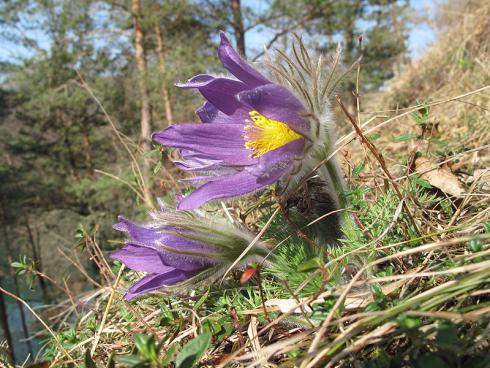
[0,274,44,364]
[3,301,42,363]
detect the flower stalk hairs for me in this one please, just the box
[111,202,269,300]
[153,32,355,241]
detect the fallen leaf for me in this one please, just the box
[265,298,313,314]
[415,157,466,196]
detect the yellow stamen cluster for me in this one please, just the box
[243,111,301,158]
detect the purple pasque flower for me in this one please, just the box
[111,202,268,300]
[152,32,312,210]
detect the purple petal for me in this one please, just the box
[176,74,214,87]
[174,154,224,172]
[111,244,173,274]
[177,170,265,210]
[175,194,184,206]
[181,149,213,161]
[125,270,197,301]
[174,149,238,173]
[152,124,256,166]
[114,216,217,255]
[177,74,246,115]
[248,138,305,185]
[116,242,211,273]
[174,160,223,172]
[114,217,161,245]
[237,84,311,137]
[114,216,220,271]
[179,175,221,183]
[218,32,270,87]
[158,234,217,254]
[196,101,249,124]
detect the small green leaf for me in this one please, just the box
[430,138,448,146]
[161,343,180,367]
[377,265,393,277]
[133,334,157,362]
[370,284,384,300]
[287,349,301,358]
[159,312,175,327]
[175,332,211,368]
[134,333,150,353]
[397,315,421,329]
[153,161,162,174]
[142,148,159,158]
[84,350,98,368]
[393,133,417,142]
[409,111,423,125]
[297,257,322,272]
[113,355,145,366]
[483,221,490,234]
[364,302,380,312]
[352,160,366,177]
[468,239,483,253]
[193,288,210,311]
[413,175,432,189]
[367,132,381,141]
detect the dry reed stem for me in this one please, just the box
[90,265,124,355]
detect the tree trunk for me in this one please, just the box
[0,280,15,365]
[390,2,405,77]
[343,0,363,63]
[131,0,153,207]
[231,0,246,57]
[343,0,362,116]
[154,19,174,126]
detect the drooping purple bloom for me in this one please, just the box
[111,202,268,300]
[152,32,312,210]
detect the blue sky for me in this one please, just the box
[245,0,437,60]
[1,0,438,63]
[408,0,437,59]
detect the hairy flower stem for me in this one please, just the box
[254,246,270,258]
[322,155,358,241]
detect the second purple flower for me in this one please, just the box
[111,201,269,300]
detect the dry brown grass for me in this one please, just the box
[373,0,490,168]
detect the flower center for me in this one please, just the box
[243,111,302,158]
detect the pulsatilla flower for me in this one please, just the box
[152,32,312,210]
[111,203,268,300]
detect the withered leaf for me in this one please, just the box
[415,157,466,196]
